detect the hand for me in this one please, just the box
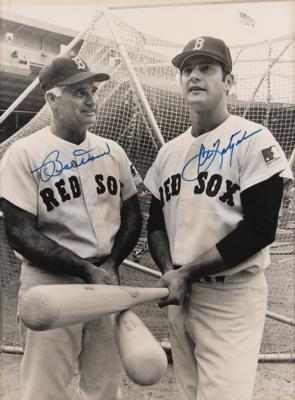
[155,268,190,307]
[99,258,120,285]
[84,259,120,285]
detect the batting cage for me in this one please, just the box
[0,8,294,362]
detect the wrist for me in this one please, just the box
[162,263,174,274]
[82,262,97,282]
[178,265,194,283]
[104,255,119,270]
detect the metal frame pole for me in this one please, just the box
[122,259,295,326]
[102,7,165,147]
[0,12,103,126]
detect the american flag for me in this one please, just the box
[239,11,255,27]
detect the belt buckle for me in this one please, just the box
[197,276,222,284]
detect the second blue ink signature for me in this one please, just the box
[181,128,262,181]
[31,143,111,182]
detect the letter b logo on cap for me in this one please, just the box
[72,57,86,70]
[193,37,205,51]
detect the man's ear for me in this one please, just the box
[45,92,57,107]
[225,73,234,93]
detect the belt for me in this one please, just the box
[196,275,226,284]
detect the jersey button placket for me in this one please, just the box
[77,159,101,240]
[175,180,191,256]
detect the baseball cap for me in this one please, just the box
[172,36,232,73]
[39,55,110,91]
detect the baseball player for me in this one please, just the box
[144,36,294,400]
[0,55,142,400]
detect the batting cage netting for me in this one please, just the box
[0,9,294,360]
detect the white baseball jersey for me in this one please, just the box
[144,115,293,274]
[0,127,138,259]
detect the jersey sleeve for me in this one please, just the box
[0,142,38,215]
[143,159,161,200]
[128,161,143,187]
[118,147,139,201]
[238,127,294,192]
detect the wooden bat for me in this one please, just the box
[19,284,169,331]
[114,310,168,386]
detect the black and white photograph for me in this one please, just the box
[0,1,294,399]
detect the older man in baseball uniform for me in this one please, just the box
[0,55,142,400]
[144,36,293,400]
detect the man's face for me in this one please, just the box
[54,79,99,130]
[180,55,232,112]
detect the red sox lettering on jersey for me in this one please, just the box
[38,172,121,212]
[31,144,121,212]
[157,122,263,208]
[159,171,240,208]
[144,114,292,269]
[1,127,138,259]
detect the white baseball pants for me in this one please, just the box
[168,271,268,400]
[18,263,123,400]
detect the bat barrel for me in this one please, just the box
[19,284,169,331]
[115,310,168,385]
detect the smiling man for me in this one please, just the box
[144,36,293,400]
[0,55,142,400]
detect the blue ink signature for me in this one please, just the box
[31,143,111,182]
[181,128,262,181]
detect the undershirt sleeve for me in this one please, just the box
[147,195,166,233]
[216,173,284,267]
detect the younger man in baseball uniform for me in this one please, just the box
[144,36,293,400]
[0,55,142,400]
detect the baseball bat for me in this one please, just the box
[114,310,168,386]
[19,284,169,331]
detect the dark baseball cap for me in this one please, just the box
[172,36,232,73]
[39,55,110,91]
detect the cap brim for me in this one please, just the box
[172,51,230,71]
[57,71,110,86]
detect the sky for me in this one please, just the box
[1,0,294,46]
